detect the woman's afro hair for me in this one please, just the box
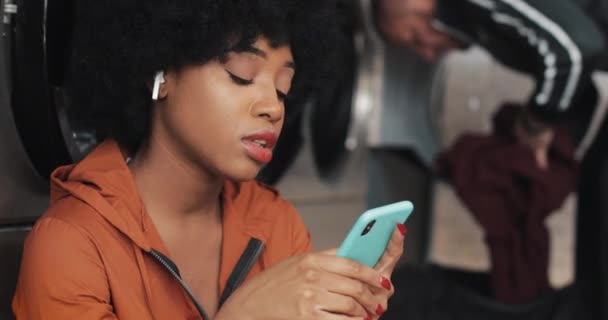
[68,0,346,153]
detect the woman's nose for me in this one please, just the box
[251,90,284,124]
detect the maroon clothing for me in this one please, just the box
[437,104,578,304]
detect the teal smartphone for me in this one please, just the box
[336,201,414,267]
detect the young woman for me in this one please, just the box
[12,0,406,319]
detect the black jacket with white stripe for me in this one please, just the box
[434,0,606,123]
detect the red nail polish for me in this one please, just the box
[376,304,385,316]
[381,276,392,290]
[397,223,407,236]
[365,310,372,320]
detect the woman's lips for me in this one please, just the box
[241,130,278,164]
[242,140,273,164]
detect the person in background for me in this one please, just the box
[374,0,605,169]
[12,1,406,319]
[374,0,608,318]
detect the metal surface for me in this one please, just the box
[0,0,49,223]
[345,0,384,153]
[11,0,73,179]
[356,0,443,167]
[3,0,16,25]
[367,45,442,166]
[0,227,31,320]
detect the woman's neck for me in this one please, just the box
[128,136,224,223]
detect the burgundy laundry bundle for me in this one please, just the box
[436,104,578,304]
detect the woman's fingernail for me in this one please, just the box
[364,312,372,320]
[397,223,407,236]
[381,276,392,290]
[376,304,385,316]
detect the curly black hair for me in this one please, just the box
[68,0,344,154]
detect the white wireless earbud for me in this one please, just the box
[152,71,166,101]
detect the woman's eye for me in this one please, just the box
[277,90,288,102]
[226,70,253,85]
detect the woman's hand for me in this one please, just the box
[369,224,407,318]
[216,224,406,320]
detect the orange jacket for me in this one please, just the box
[13,140,311,319]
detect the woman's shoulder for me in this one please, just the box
[19,198,106,276]
[31,194,113,247]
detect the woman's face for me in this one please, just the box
[153,37,294,181]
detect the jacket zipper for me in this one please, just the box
[149,249,211,320]
[218,238,265,308]
[149,238,265,319]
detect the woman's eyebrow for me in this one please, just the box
[241,46,267,58]
[238,45,296,70]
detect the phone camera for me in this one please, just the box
[361,220,376,236]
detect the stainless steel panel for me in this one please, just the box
[0,227,31,320]
[0,0,49,223]
[0,100,48,223]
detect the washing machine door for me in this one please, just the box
[309,0,444,182]
[1,0,74,223]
